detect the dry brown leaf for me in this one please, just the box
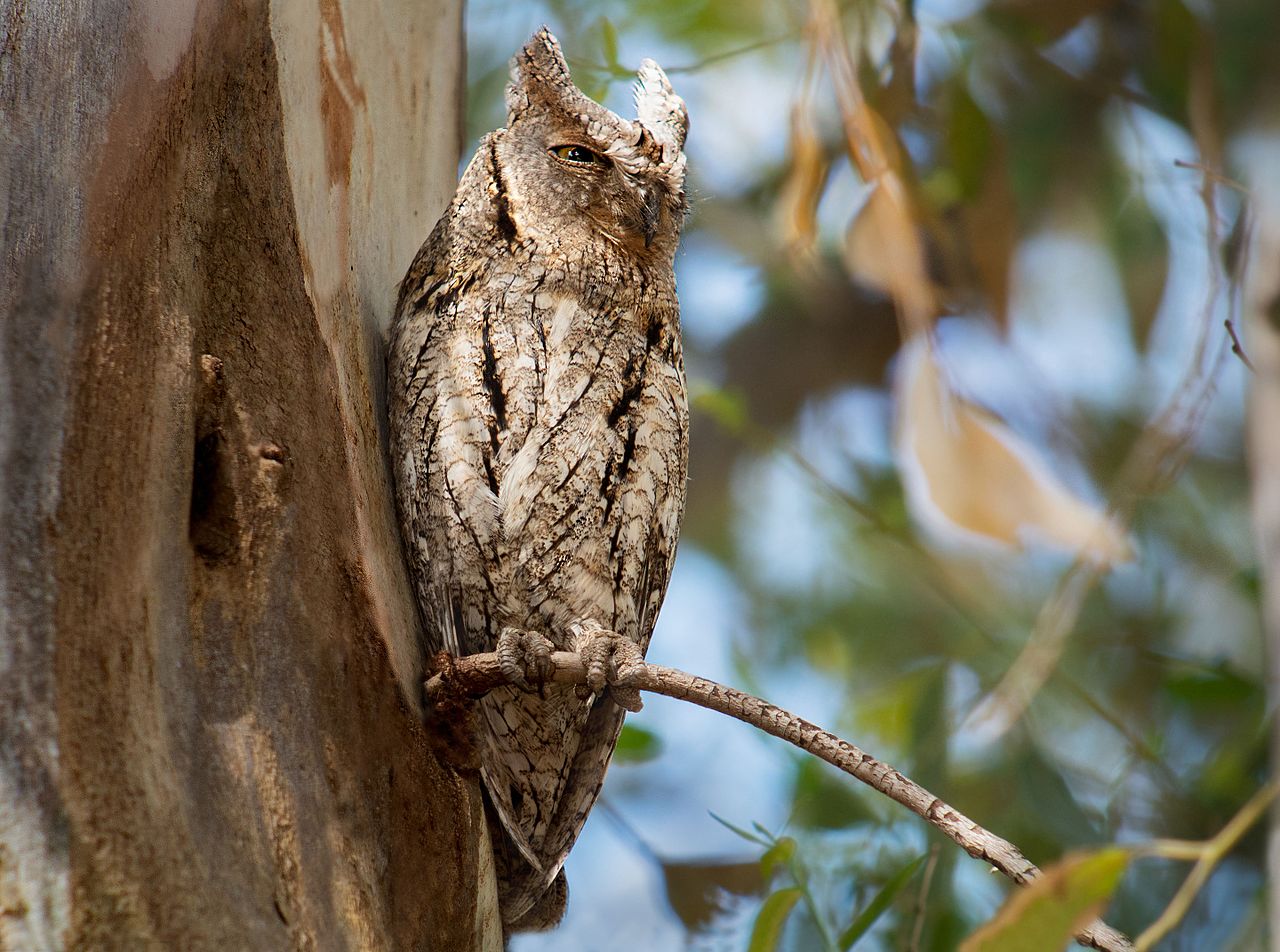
[843,181,935,333]
[775,100,830,259]
[815,0,933,336]
[894,340,1134,566]
[844,184,902,298]
[841,85,905,182]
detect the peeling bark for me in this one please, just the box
[0,1,498,948]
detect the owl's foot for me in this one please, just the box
[569,619,645,713]
[497,627,556,691]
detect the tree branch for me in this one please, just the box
[424,652,1135,952]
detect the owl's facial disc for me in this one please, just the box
[507,123,670,250]
[631,184,664,248]
[498,29,686,256]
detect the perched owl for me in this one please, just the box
[387,29,689,930]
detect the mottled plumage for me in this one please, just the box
[387,29,689,929]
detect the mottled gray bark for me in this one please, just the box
[0,1,499,948]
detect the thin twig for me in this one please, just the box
[1224,317,1256,372]
[725,412,1180,788]
[425,652,1135,952]
[908,844,941,952]
[1133,781,1280,951]
[971,145,1240,738]
[567,35,787,80]
[1172,158,1248,194]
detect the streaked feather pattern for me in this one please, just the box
[388,28,688,928]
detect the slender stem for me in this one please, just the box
[1134,782,1280,951]
[789,850,839,952]
[424,652,1135,952]
[908,845,941,952]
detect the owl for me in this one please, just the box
[387,29,689,931]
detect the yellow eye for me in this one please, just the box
[550,144,605,165]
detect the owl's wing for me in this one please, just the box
[390,220,510,660]
[527,527,678,857]
[630,365,687,653]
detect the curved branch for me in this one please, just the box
[424,652,1135,952]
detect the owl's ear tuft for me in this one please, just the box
[504,29,642,155]
[634,60,688,160]
[506,27,575,122]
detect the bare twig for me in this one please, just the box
[908,844,941,952]
[1134,781,1280,950]
[425,652,1135,952]
[970,146,1241,738]
[1224,317,1257,372]
[1172,158,1248,194]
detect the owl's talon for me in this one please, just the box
[570,620,645,712]
[610,685,644,713]
[497,628,555,691]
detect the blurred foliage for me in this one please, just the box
[468,0,1280,948]
[615,723,665,763]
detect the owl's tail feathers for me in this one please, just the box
[503,868,568,936]
[486,792,568,932]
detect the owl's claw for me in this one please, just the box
[569,620,645,713]
[497,628,556,691]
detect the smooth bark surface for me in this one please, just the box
[1247,133,1280,952]
[0,1,498,948]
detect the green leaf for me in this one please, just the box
[1164,664,1262,709]
[760,836,797,881]
[1140,0,1197,120]
[838,854,927,949]
[748,887,804,952]
[691,385,749,435]
[580,75,611,104]
[599,17,620,69]
[613,723,662,763]
[959,849,1130,952]
[946,84,992,202]
[709,812,772,847]
[1110,191,1169,350]
[1234,567,1261,599]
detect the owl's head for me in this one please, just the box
[494,29,688,261]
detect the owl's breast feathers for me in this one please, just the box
[393,252,686,646]
[388,231,688,903]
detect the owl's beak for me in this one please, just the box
[640,187,662,248]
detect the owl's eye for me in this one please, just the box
[549,144,606,166]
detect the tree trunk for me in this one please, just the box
[1247,134,1280,951]
[0,2,499,948]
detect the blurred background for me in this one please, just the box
[463,1,1280,948]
